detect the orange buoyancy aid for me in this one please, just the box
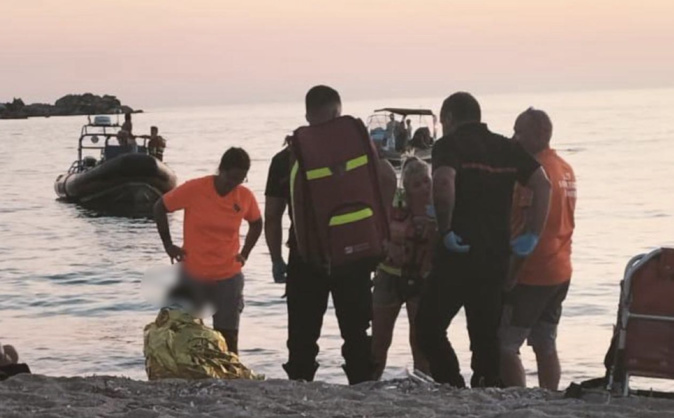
[380,188,437,278]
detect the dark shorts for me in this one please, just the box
[373,269,424,307]
[499,281,570,352]
[177,272,245,331]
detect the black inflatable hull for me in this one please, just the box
[55,153,177,217]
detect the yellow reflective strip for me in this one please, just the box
[378,263,402,277]
[304,155,367,181]
[290,161,299,204]
[306,167,332,180]
[345,155,368,171]
[329,208,373,226]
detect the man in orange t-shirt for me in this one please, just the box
[153,147,263,354]
[500,108,577,391]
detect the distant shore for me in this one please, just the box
[1,375,672,417]
[0,93,141,120]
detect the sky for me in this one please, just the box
[1,0,673,108]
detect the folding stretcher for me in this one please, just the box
[608,248,674,396]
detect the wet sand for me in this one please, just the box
[1,375,673,417]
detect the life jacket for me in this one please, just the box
[380,188,437,279]
[288,116,389,273]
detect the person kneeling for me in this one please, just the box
[143,284,263,381]
[0,343,31,380]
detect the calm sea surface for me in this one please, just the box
[1,88,673,388]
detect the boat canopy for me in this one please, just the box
[374,108,435,116]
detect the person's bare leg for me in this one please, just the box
[371,304,402,380]
[500,349,526,387]
[4,345,18,364]
[0,345,18,366]
[534,347,561,390]
[405,298,430,374]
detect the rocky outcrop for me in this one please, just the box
[0,94,142,119]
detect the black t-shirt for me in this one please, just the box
[264,147,296,246]
[265,148,291,202]
[432,123,540,254]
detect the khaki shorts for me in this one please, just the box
[499,281,569,352]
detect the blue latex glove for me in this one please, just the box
[443,231,471,253]
[272,260,287,284]
[511,233,539,257]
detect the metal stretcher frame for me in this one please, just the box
[608,248,674,396]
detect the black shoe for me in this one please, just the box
[342,363,375,385]
[283,362,319,382]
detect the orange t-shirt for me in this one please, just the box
[163,176,261,281]
[511,149,576,286]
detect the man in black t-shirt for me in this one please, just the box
[416,92,551,388]
[265,145,293,283]
[264,86,397,384]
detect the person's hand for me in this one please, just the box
[511,233,539,257]
[165,244,186,264]
[272,259,287,284]
[443,231,471,253]
[236,254,247,266]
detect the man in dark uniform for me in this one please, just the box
[416,92,551,388]
[264,85,396,384]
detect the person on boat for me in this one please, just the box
[410,127,432,150]
[116,129,138,152]
[264,85,396,384]
[499,108,576,391]
[385,113,397,150]
[372,157,433,379]
[122,112,133,135]
[415,92,551,388]
[406,119,413,140]
[395,120,408,152]
[116,130,129,146]
[147,126,167,161]
[153,147,263,354]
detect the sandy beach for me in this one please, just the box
[1,375,673,417]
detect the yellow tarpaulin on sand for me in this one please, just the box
[143,308,264,381]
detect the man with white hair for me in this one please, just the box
[499,108,577,390]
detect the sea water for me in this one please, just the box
[1,88,673,388]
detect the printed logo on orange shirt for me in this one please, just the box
[559,172,577,198]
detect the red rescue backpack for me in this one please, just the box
[288,116,389,273]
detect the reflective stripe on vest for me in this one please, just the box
[305,154,369,181]
[378,263,402,277]
[290,161,299,211]
[329,208,373,226]
[306,167,332,180]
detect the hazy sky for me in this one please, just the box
[1,0,673,107]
